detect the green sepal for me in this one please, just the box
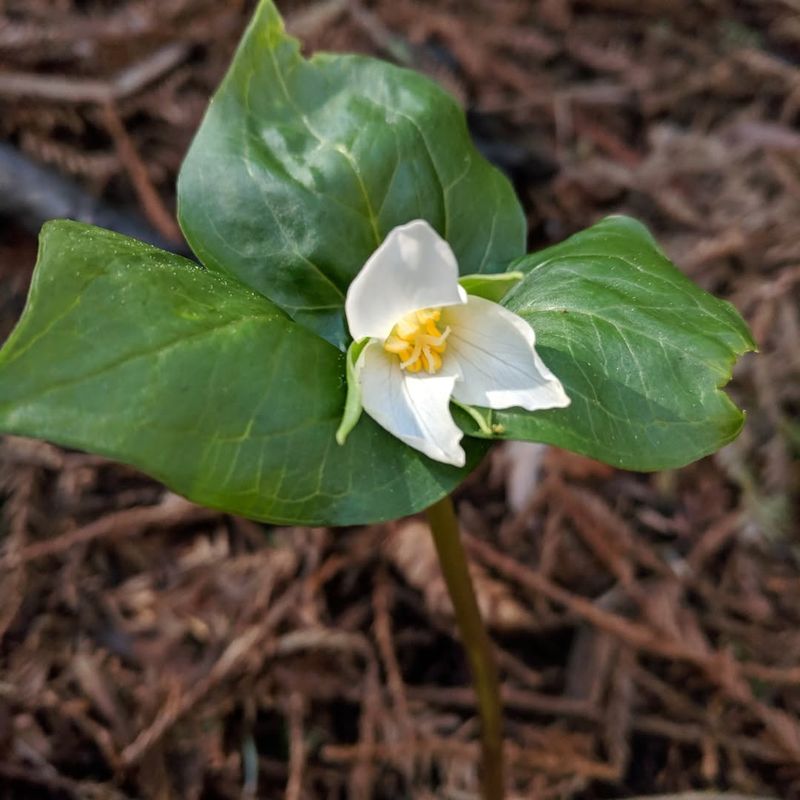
[451,398,497,437]
[459,271,524,303]
[335,337,369,445]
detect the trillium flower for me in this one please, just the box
[339,220,570,467]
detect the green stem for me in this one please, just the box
[425,495,504,799]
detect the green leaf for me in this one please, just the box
[0,222,486,525]
[177,0,525,350]
[464,216,755,471]
[459,271,524,303]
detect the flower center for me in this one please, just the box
[383,308,450,374]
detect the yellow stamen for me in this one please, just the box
[383,307,450,374]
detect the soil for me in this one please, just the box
[0,1,799,798]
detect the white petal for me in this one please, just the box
[445,295,570,411]
[357,341,465,466]
[345,220,467,341]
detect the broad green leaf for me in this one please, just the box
[461,216,755,471]
[0,222,486,525]
[178,0,525,349]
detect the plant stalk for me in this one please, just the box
[425,495,504,799]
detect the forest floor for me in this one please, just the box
[0,0,799,798]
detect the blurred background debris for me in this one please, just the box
[0,0,798,797]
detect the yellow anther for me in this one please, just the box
[416,308,441,324]
[383,336,410,355]
[424,319,440,337]
[383,307,450,374]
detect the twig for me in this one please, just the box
[100,101,182,243]
[349,660,381,800]
[4,494,215,567]
[633,716,788,765]
[408,685,597,721]
[0,43,189,103]
[286,0,348,38]
[323,736,619,781]
[285,692,307,800]
[0,467,33,641]
[372,567,415,776]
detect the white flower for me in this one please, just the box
[341,220,570,467]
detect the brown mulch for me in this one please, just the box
[1,0,799,797]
